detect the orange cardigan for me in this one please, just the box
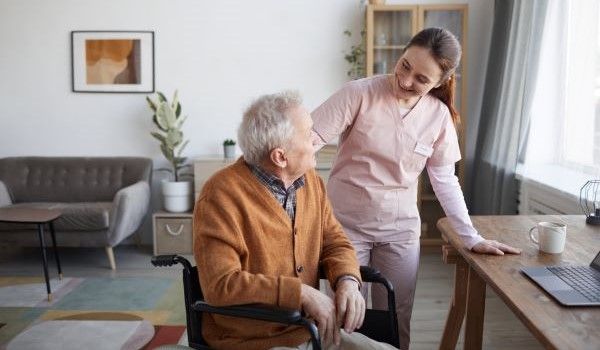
[193,158,361,349]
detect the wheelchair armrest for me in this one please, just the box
[151,255,193,272]
[192,301,303,324]
[360,265,384,283]
[192,301,322,349]
[360,265,394,293]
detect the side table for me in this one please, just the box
[153,211,193,255]
[0,208,63,301]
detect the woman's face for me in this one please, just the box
[393,46,443,101]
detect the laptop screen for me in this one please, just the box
[591,251,600,271]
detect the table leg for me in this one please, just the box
[48,221,62,279]
[464,266,486,350]
[36,223,52,301]
[439,256,469,350]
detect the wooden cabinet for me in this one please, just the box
[193,156,333,196]
[366,3,468,245]
[152,157,236,256]
[193,157,237,200]
[153,211,193,255]
[366,5,418,77]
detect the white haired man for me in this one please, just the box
[193,91,397,349]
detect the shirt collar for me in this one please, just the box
[248,163,305,193]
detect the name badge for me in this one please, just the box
[414,142,433,157]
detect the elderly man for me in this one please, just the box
[193,91,397,350]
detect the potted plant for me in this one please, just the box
[343,29,366,80]
[223,139,236,159]
[147,90,193,213]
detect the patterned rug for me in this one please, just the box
[0,276,187,349]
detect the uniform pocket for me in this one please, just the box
[400,134,433,186]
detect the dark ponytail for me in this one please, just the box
[407,28,461,125]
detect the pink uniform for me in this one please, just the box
[312,75,464,350]
[313,75,460,240]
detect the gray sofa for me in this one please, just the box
[0,157,152,269]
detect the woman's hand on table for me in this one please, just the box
[471,240,522,255]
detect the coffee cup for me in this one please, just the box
[529,222,566,254]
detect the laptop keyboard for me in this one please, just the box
[547,266,600,302]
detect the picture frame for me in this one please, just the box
[71,31,154,93]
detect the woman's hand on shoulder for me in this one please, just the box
[471,240,521,255]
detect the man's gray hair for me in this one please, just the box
[238,90,303,165]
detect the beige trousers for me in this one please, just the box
[353,238,421,350]
[269,330,398,350]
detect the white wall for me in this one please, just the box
[0,0,493,242]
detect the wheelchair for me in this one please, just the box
[152,255,399,349]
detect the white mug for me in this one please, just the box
[529,222,566,254]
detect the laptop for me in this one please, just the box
[521,250,600,306]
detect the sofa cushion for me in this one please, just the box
[0,202,113,231]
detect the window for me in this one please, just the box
[526,0,600,177]
[562,0,600,173]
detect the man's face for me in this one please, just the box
[283,105,316,180]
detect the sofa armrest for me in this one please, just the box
[107,181,150,246]
[0,180,12,207]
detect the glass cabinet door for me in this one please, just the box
[419,6,467,116]
[367,6,417,76]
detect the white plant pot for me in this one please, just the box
[224,145,236,159]
[162,181,193,213]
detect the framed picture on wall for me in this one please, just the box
[71,31,154,93]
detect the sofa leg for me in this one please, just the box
[105,246,116,270]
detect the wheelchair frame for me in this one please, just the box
[152,255,399,349]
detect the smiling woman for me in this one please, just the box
[311,27,521,350]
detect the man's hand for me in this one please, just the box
[471,239,521,255]
[300,284,339,345]
[335,279,365,335]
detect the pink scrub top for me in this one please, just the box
[312,75,461,242]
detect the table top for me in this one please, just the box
[438,215,600,350]
[0,208,62,223]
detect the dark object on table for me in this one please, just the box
[580,180,600,225]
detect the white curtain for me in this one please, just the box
[525,0,600,175]
[470,0,549,214]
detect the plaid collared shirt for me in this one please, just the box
[249,164,305,224]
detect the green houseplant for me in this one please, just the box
[343,29,366,80]
[223,139,236,159]
[147,90,193,212]
[147,90,189,181]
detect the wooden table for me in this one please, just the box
[438,215,600,350]
[0,208,63,301]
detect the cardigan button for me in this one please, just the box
[296,265,304,273]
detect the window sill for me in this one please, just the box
[515,163,591,214]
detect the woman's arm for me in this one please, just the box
[427,164,521,255]
[311,82,362,150]
[426,164,483,249]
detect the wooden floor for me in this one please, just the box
[0,245,543,349]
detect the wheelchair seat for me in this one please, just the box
[152,255,399,349]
